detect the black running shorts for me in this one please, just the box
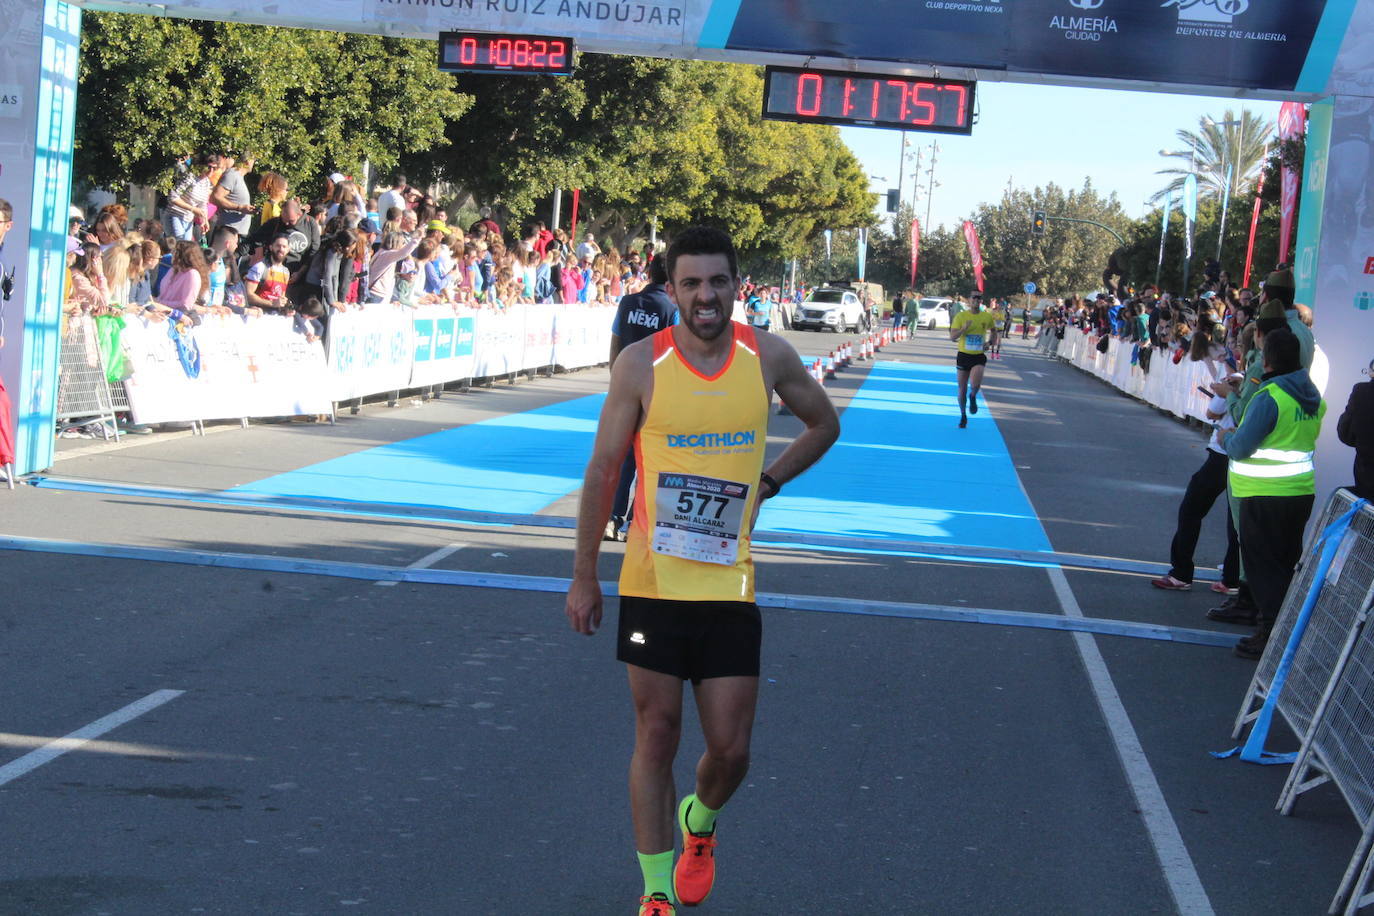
[956,351,988,371]
[616,596,762,683]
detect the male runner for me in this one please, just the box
[989,299,1006,359]
[949,291,997,428]
[566,227,839,916]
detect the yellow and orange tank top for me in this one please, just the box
[619,323,770,602]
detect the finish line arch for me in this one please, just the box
[1,0,1371,500]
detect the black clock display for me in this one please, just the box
[762,66,975,135]
[438,31,576,76]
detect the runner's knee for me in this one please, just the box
[702,742,750,776]
[634,711,682,762]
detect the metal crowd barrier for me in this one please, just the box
[1230,489,1374,914]
[55,314,122,442]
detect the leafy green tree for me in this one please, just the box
[422,56,872,257]
[1154,109,1272,204]
[77,12,470,198]
[1118,133,1305,295]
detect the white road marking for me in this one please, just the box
[0,689,185,787]
[375,542,467,587]
[1047,568,1215,915]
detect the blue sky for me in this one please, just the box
[840,82,1283,233]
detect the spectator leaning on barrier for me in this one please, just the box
[63,240,100,315]
[314,230,356,313]
[206,225,243,309]
[365,231,419,305]
[1222,327,1326,660]
[1337,358,1374,499]
[158,240,209,312]
[244,235,293,313]
[560,252,584,305]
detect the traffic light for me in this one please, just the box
[886,189,900,213]
[1032,210,1047,236]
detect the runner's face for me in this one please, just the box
[668,253,737,342]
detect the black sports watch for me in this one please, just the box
[759,472,781,500]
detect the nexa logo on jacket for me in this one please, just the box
[626,308,664,329]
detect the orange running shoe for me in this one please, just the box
[673,796,717,906]
[639,892,676,915]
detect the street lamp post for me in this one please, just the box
[924,141,940,231]
[1207,115,1244,263]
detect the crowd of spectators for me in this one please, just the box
[1031,260,1374,661]
[63,157,657,345]
[1036,262,1314,384]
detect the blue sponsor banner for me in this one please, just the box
[455,317,476,357]
[726,0,1331,93]
[414,319,434,363]
[434,318,456,360]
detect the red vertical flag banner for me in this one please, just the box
[1277,102,1305,265]
[962,220,985,293]
[570,188,581,241]
[1243,159,1267,289]
[910,218,921,287]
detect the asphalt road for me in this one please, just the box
[0,326,1358,915]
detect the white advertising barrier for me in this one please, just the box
[409,305,477,389]
[554,304,615,370]
[522,303,560,372]
[327,306,415,402]
[117,303,617,421]
[1056,329,1217,424]
[119,313,331,425]
[471,307,528,379]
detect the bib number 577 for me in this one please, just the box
[678,491,729,520]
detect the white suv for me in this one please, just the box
[915,297,954,330]
[793,288,864,332]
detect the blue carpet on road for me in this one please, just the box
[758,360,1051,551]
[234,362,1046,552]
[233,394,605,515]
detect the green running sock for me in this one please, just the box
[682,793,719,836]
[638,850,675,900]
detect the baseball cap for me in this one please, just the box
[427,219,448,233]
[329,172,346,184]
[359,218,380,235]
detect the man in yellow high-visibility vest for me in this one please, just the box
[1223,326,1326,660]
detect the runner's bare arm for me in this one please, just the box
[566,341,649,635]
[759,333,840,489]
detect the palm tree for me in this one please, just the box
[1153,109,1273,203]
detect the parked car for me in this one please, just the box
[915,297,954,330]
[792,288,865,332]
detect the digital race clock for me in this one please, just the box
[437,31,576,76]
[762,67,975,135]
